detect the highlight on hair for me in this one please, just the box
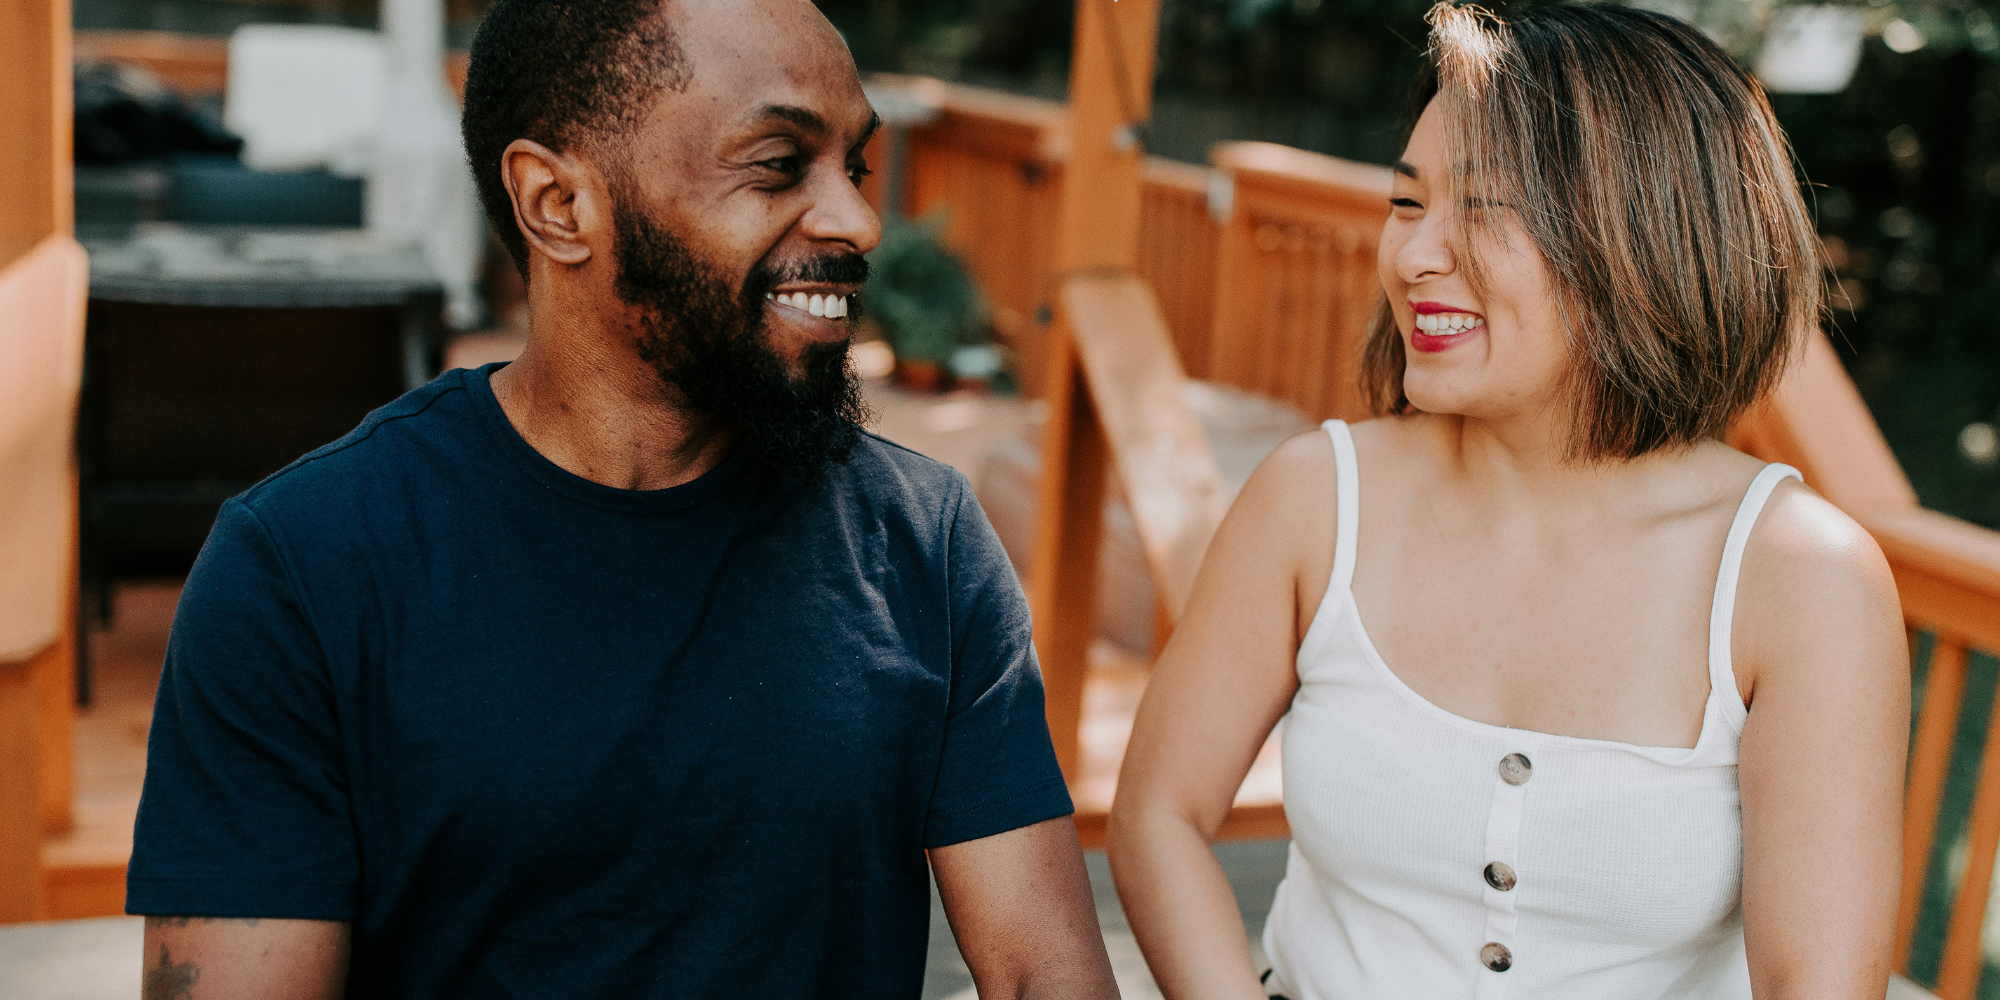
[1359,2,1825,461]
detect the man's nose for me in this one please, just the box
[801,168,883,256]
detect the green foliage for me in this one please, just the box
[865,213,987,364]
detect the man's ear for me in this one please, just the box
[501,138,604,268]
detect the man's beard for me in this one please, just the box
[611,187,869,482]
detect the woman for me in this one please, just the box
[1106,5,1908,999]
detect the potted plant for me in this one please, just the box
[865,212,986,391]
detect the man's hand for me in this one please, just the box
[141,917,349,1000]
[929,817,1120,999]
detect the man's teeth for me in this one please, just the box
[1415,312,1483,332]
[764,291,850,319]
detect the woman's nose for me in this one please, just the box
[1396,215,1456,283]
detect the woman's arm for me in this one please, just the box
[1107,432,1336,1000]
[1737,484,1908,1000]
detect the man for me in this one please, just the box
[125,0,1120,996]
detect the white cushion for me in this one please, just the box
[225,24,385,174]
[0,237,87,662]
[1889,973,1940,1000]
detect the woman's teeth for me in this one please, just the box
[765,291,850,319]
[1415,311,1483,333]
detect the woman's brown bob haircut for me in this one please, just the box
[1360,2,1824,460]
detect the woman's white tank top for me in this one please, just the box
[1262,420,1801,1000]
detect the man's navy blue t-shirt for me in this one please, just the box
[126,363,1073,997]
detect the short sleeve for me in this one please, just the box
[126,499,358,919]
[922,478,1073,849]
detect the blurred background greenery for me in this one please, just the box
[76,0,2000,527]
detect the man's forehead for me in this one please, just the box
[669,0,871,133]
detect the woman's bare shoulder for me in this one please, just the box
[1243,413,1441,502]
[1240,424,1337,502]
[1735,474,1903,689]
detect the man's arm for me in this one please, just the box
[930,817,1119,1000]
[141,917,349,1000]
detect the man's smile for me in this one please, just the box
[764,284,858,342]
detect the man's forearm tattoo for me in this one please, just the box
[142,944,199,1000]
[141,917,269,999]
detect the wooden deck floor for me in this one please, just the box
[40,583,170,919]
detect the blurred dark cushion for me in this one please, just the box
[74,61,242,165]
[169,158,365,227]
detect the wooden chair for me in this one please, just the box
[1,0,89,925]
[0,236,89,923]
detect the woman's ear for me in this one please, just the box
[502,138,602,268]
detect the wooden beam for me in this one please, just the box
[1027,323,1108,780]
[0,0,72,265]
[72,31,229,95]
[1899,640,1966,974]
[1029,0,1163,781]
[1062,272,1229,622]
[1051,0,1160,274]
[37,546,77,838]
[71,31,472,100]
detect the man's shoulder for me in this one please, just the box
[844,430,968,492]
[842,429,970,500]
[235,368,481,519]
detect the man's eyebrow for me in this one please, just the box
[855,112,882,150]
[1393,160,1420,179]
[753,104,830,136]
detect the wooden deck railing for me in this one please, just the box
[902,77,2000,998]
[900,84,1390,420]
[1202,142,1388,422]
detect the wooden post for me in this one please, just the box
[0,0,73,268]
[38,559,77,839]
[1050,0,1160,274]
[1028,353,1108,779]
[0,661,40,921]
[1028,0,1161,780]
[0,0,78,921]
[1899,639,1966,974]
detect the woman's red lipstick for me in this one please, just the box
[1407,300,1485,354]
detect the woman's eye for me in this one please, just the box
[759,156,804,176]
[1390,197,1423,210]
[848,164,875,187]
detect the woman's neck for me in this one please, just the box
[1438,408,1707,533]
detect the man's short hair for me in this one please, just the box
[462,0,693,277]
[1360,2,1825,461]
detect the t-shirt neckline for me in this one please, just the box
[465,361,749,514]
